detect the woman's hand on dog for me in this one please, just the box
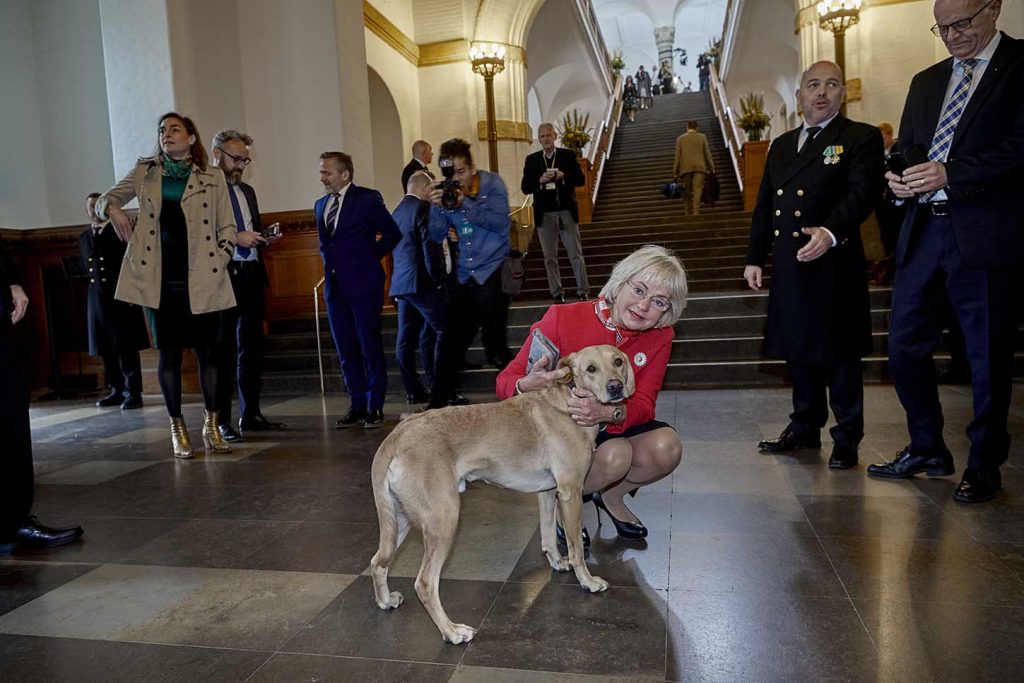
[517,356,570,393]
[567,387,614,427]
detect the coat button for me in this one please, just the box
[773,229,780,236]
[150,230,155,235]
[141,260,147,265]
[188,185,193,189]
[150,213,155,218]
[203,202,208,208]
[794,210,802,217]
[99,256,104,261]
[212,268,218,273]
[87,257,93,262]
[146,246,151,251]
[203,219,209,224]
[209,252,215,257]
[90,278,95,283]
[776,189,783,196]
[797,189,805,196]
[774,209,781,216]
[206,235,212,241]
[792,231,800,238]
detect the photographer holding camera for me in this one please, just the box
[426,138,512,410]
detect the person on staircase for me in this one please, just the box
[635,65,653,110]
[743,61,884,471]
[521,123,590,305]
[497,245,686,545]
[97,112,238,459]
[623,76,639,123]
[673,120,715,216]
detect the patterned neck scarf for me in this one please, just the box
[161,155,192,180]
[595,297,624,344]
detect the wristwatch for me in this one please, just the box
[610,406,625,424]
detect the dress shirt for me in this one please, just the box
[326,182,351,235]
[230,184,259,262]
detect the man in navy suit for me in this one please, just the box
[390,171,448,404]
[316,152,401,429]
[870,0,1024,503]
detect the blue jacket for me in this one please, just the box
[389,194,446,297]
[315,184,401,299]
[431,170,510,285]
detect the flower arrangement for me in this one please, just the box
[705,38,722,67]
[558,109,592,155]
[610,50,625,73]
[737,92,771,142]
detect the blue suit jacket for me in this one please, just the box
[389,195,444,297]
[315,184,401,299]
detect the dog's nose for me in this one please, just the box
[606,379,623,398]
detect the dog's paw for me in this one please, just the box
[443,623,477,644]
[581,575,609,593]
[376,591,404,610]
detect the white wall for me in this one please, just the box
[367,68,406,208]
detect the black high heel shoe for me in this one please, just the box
[592,490,647,540]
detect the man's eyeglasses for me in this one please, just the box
[216,147,252,166]
[625,279,672,311]
[930,0,993,37]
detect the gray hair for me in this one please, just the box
[406,170,434,194]
[599,245,688,327]
[211,129,253,150]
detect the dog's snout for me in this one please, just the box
[606,379,623,398]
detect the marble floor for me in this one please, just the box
[3,384,1024,682]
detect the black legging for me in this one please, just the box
[158,346,218,417]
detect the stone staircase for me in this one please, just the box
[261,92,1011,396]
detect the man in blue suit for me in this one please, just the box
[390,171,448,404]
[315,152,401,429]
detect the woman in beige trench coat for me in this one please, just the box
[97,112,237,458]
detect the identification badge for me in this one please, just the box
[544,182,557,190]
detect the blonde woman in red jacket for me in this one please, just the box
[497,245,686,541]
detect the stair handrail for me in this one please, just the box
[588,74,624,206]
[709,63,744,194]
[314,276,326,396]
[509,194,534,253]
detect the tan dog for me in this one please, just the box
[369,344,636,644]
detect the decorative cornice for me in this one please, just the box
[419,39,471,66]
[477,120,533,143]
[363,1,419,66]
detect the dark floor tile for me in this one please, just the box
[820,535,1024,605]
[283,575,501,664]
[669,529,846,597]
[983,541,1024,583]
[250,653,454,682]
[666,590,877,682]
[798,494,974,541]
[241,521,380,574]
[119,519,295,568]
[672,492,812,536]
[855,599,1024,682]
[4,516,188,565]
[0,563,99,617]
[302,486,380,524]
[0,633,270,682]
[462,582,667,678]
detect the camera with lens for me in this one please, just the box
[436,155,461,209]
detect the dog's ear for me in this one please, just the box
[556,353,575,385]
[622,351,637,397]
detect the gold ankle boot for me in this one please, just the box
[202,410,232,453]
[170,416,195,459]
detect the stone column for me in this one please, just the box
[654,25,676,76]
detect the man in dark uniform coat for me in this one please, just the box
[744,60,884,470]
[0,237,84,556]
[400,140,433,192]
[389,171,449,403]
[81,193,149,409]
[870,0,1024,503]
[210,130,286,442]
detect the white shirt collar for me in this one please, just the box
[802,110,839,134]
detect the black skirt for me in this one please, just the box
[596,419,675,447]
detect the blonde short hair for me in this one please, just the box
[599,245,688,327]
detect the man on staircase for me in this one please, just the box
[673,120,715,216]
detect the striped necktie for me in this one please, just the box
[922,58,978,203]
[325,193,340,236]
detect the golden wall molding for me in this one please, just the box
[419,39,472,66]
[363,1,420,66]
[476,119,533,142]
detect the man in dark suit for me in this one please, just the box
[869,0,1023,503]
[211,130,286,442]
[1,238,83,556]
[400,140,433,192]
[316,151,401,429]
[390,171,449,404]
[744,60,884,470]
[81,193,149,409]
[521,123,589,303]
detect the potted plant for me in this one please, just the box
[558,109,592,156]
[737,92,771,142]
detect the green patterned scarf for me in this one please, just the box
[161,155,192,180]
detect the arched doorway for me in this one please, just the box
[367,67,404,209]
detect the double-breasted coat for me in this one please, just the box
[78,223,150,356]
[96,157,237,314]
[746,115,884,363]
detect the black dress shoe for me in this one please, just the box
[867,445,955,479]
[555,523,591,552]
[448,394,470,406]
[406,388,431,404]
[336,408,368,429]
[953,468,1002,504]
[758,428,821,453]
[0,541,16,556]
[363,409,384,429]
[553,294,566,304]
[96,390,123,407]
[218,424,244,443]
[14,516,83,549]
[828,442,858,470]
[120,395,143,410]
[240,414,286,431]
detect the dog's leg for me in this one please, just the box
[370,476,405,611]
[556,486,608,593]
[538,491,569,571]
[415,493,477,644]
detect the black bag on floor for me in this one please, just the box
[662,182,684,199]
